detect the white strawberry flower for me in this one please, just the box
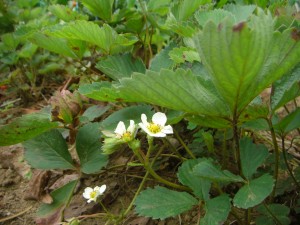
[114,120,136,142]
[83,185,106,203]
[139,112,173,137]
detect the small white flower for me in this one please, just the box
[114,120,136,142]
[83,185,106,203]
[139,112,173,137]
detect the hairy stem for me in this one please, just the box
[174,129,196,159]
[267,118,280,199]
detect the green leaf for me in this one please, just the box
[177,158,211,200]
[274,108,300,134]
[23,129,75,170]
[18,42,38,58]
[134,186,198,219]
[240,137,269,179]
[37,180,78,223]
[193,10,300,115]
[0,113,60,146]
[233,174,274,209]
[80,105,111,123]
[242,118,269,131]
[186,114,231,129]
[149,43,176,72]
[96,53,146,80]
[48,4,88,22]
[195,9,235,28]
[193,158,244,183]
[30,32,84,59]
[256,204,290,225]
[224,4,256,22]
[165,13,196,37]
[79,81,122,102]
[201,195,231,225]
[81,0,114,21]
[76,123,108,174]
[119,69,229,116]
[100,105,153,133]
[171,0,210,21]
[271,65,300,111]
[46,21,135,54]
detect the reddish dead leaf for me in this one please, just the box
[49,174,79,191]
[35,205,64,225]
[24,170,51,202]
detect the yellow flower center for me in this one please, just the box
[90,191,97,199]
[148,123,162,134]
[122,132,132,142]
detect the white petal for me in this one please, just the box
[151,132,167,137]
[127,120,135,133]
[87,199,92,203]
[139,122,148,133]
[114,121,126,135]
[152,112,167,126]
[141,114,149,126]
[83,187,93,199]
[99,184,107,194]
[162,125,173,134]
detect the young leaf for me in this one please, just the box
[96,53,146,80]
[233,174,274,209]
[256,204,290,225]
[0,113,60,146]
[134,186,198,219]
[169,47,200,64]
[36,180,78,224]
[240,137,269,179]
[23,129,75,170]
[193,158,244,183]
[76,123,108,174]
[201,195,231,225]
[177,158,211,200]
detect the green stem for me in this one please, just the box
[174,129,196,159]
[222,129,229,167]
[245,208,251,225]
[232,116,242,176]
[281,136,300,189]
[267,118,280,200]
[145,137,190,191]
[163,138,186,161]
[123,170,150,217]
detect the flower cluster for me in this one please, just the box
[102,112,173,154]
